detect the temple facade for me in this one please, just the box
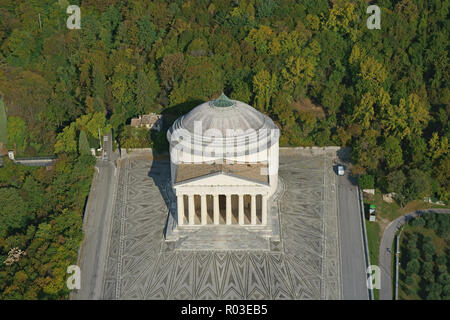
[167,94,279,228]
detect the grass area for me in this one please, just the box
[366,221,381,299]
[366,221,380,266]
[362,190,449,300]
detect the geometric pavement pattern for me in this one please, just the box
[101,151,341,299]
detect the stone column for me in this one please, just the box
[201,194,207,225]
[262,195,268,225]
[177,195,184,226]
[188,194,195,225]
[226,194,232,225]
[213,194,219,225]
[251,194,256,225]
[238,194,244,225]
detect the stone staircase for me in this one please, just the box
[174,225,270,251]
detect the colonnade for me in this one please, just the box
[177,193,268,226]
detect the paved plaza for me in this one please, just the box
[101,150,342,299]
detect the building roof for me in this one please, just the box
[175,162,269,185]
[130,113,162,127]
[172,95,278,136]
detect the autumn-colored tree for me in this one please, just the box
[253,69,277,112]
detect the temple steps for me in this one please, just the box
[173,225,271,251]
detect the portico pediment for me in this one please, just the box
[174,171,268,187]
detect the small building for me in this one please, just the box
[130,113,163,132]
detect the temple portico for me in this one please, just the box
[176,191,268,226]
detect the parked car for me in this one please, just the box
[337,165,345,176]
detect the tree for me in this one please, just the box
[0,97,7,146]
[407,247,420,260]
[255,0,277,19]
[230,80,252,103]
[406,93,430,137]
[6,116,27,153]
[159,53,185,92]
[281,55,316,97]
[137,15,158,51]
[78,130,91,155]
[383,136,403,170]
[352,129,383,171]
[245,25,274,56]
[406,259,420,274]
[386,170,406,194]
[428,132,449,162]
[253,69,277,112]
[358,174,374,189]
[405,275,414,286]
[405,169,432,201]
[352,92,376,130]
[410,216,425,228]
[421,261,434,280]
[0,188,29,236]
[135,69,160,114]
[54,123,77,154]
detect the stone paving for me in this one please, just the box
[101,150,341,299]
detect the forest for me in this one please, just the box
[0,0,448,298]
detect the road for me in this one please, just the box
[72,132,117,299]
[379,208,450,300]
[337,170,370,300]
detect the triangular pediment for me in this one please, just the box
[174,172,268,186]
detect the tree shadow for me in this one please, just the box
[363,203,370,220]
[161,99,205,129]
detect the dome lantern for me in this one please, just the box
[212,93,234,108]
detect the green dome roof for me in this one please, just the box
[212,93,234,108]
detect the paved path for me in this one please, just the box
[379,208,450,300]
[72,132,116,299]
[337,172,369,300]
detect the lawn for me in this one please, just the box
[365,220,380,299]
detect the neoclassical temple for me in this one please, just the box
[167,94,279,229]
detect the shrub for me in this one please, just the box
[436,254,447,266]
[438,273,450,286]
[426,283,443,299]
[423,252,434,262]
[407,248,420,260]
[422,242,436,257]
[424,213,438,230]
[405,275,414,286]
[358,174,374,189]
[410,216,425,228]
[406,259,420,274]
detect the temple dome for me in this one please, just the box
[173,94,278,137]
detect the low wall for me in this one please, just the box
[279,146,350,159]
